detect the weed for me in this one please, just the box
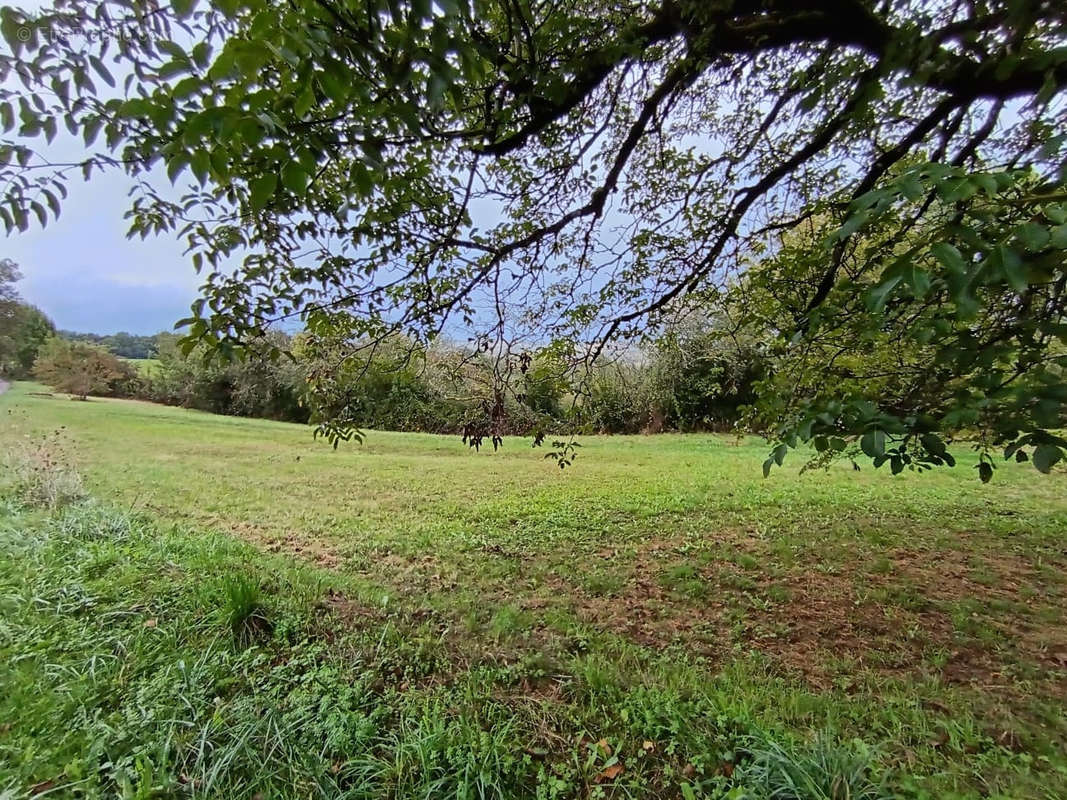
[221,574,271,644]
[870,556,893,575]
[764,584,791,604]
[582,569,626,596]
[2,429,84,509]
[661,562,708,598]
[733,551,760,571]
[488,603,531,639]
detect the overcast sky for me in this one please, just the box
[6,171,200,334]
[5,0,199,335]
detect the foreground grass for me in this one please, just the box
[2,500,1059,799]
[2,382,1066,797]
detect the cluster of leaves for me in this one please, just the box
[740,165,1067,480]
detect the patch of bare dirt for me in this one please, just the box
[535,533,1067,697]
[225,515,1067,702]
[228,521,343,568]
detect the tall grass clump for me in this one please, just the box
[737,732,889,800]
[221,573,271,644]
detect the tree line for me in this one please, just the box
[57,330,159,360]
[4,256,768,436]
[23,323,767,437]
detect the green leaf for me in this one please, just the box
[319,66,350,104]
[166,154,188,183]
[866,275,901,311]
[1032,444,1062,474]
[157,40,187,60]
[249,174,277,213]
[903,264,930,297]
[1050,224,1067,250]
[920,432,946,457]
[192,42,212,68]
[173,0,198,19]
[294,85,315,118]
[837,209,870,240]
[860,429,886,459]
[931,242,966,273]
[190,149,210,183]
[89,55,115,87]
[977,462,993,483]
[1015,222,1050,252]
[990,245,1026,293]
[898,175,924,201]
[281,162,308,194]
[971,173,998,196]
[1,14,24,54]
[938,175,977,202]
[349,162,374,196]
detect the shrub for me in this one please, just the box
[580,364,658,433]
[147,331,309,422]
[33,337,139,399]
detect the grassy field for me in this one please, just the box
[1,381,1066,798]
[122,357,163,377]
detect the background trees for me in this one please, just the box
[0,256,24,375]
[33,338,137,400]
[0,258,55,378]
[148,331,309,421]
[25,320,764,435]
[59,331,158,359]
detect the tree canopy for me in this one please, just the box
[1,0,1064,476]
[0,257,54,377]
[33,336,136,399]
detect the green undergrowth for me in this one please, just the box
[1,498,1063,799]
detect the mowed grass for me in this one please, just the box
[2,381,1066,798]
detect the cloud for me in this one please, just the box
[6,169,200,334]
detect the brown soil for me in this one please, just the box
[229,518,1067,699]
